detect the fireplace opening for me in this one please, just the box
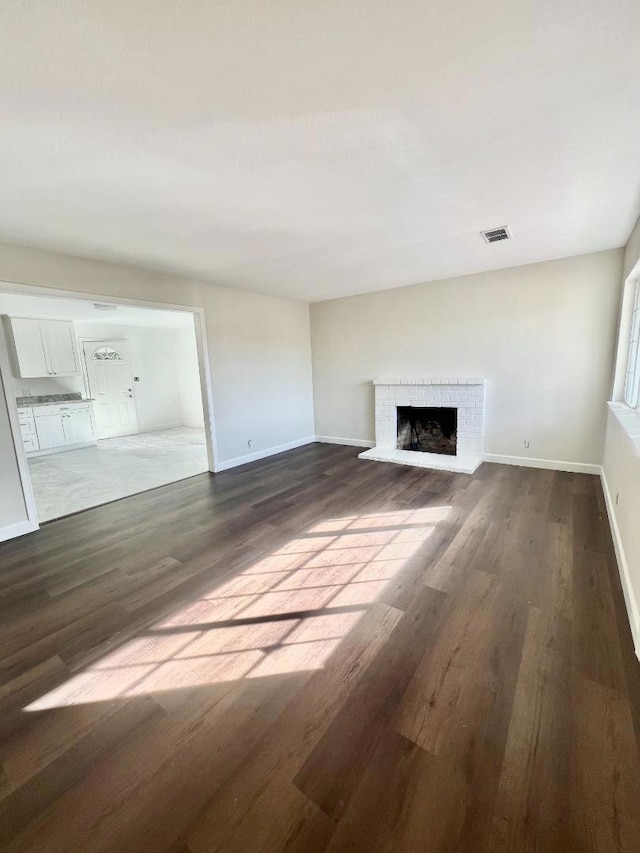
[396,406,457,456]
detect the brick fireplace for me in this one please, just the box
[358,378,485,473]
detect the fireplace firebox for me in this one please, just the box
[396,406,457,456]
[359,378,484,473]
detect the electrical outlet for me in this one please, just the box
[523,440,530,449]
[22,387,32,396]
[248,439,252,448]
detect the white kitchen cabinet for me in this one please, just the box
[22,434,40,453]
[63,407,94,445]
[6,318,49,377]
[17,407,40,452]
[44,320,79,376]
[2,316,79,378]
[35,411,67,450]
[32,403,96,453]
[18,408,36,433]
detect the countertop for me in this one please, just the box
[17,397,94,409]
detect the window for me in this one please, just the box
[624,280,640,409]
[92,346,123,361]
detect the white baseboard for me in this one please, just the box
[600,467,640,661]
[483,453,601,475]
[215,436,316,472]
[315,435,375,449]
[0,518,39,543]
[314,442,600,472]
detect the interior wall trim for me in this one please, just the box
[0,519,39,543]
[215,436,316,472]
[0,319,40,539]
[482,453,601,475]
[314,435,375,448]
[600,466,640,661]
[314,439,601,472]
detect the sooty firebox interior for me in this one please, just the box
[396,406,457,456]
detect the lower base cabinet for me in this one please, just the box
[35,412,66,450]
[64,408,94,445]
[25,403,96,453]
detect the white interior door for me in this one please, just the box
[83,340,138,439]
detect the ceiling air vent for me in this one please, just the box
[481,226,511,244]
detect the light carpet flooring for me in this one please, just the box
[28,427,209,522]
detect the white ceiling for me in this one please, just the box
[0,291,193,328]
[1,1,639,303]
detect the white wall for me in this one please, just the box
[0,241,315,539]
[602,215,640,655]
[175,325,205,429]
[75,322,188,432]
[311,249,623,467]
[207,285,314,462]
[9,374,84,399]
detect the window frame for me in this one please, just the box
[623,279,640,410]
[91,346,123,362]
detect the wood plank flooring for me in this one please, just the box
[1,443,639,851]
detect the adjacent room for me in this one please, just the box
[0,2,640,852]
[0,290,208,521]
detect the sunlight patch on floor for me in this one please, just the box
[25,506,450,710]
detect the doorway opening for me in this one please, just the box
[0,289,212,523]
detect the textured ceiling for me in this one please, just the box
[1,1,639,302]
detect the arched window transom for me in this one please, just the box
[92,346,123,361]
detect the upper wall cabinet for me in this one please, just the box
[44,320,79,375]
[2,316,79,378]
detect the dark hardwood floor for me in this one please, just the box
[1,443,639,851]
